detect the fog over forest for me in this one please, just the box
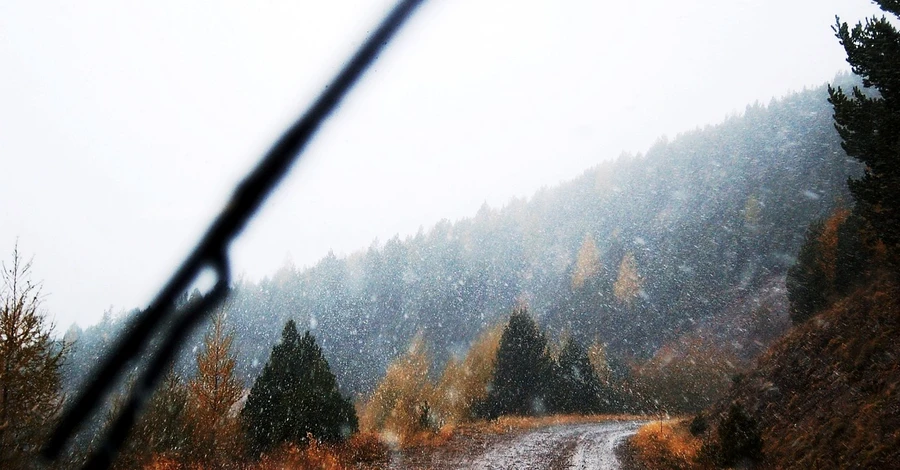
[3,1,899,468]
[63,77,859,397]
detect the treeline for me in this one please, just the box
[63,78,862,403]
[358,304,741,445]
[0,251,363,469]
[0,242,740,468]
[110,313,358,469]
[358,306,612,445]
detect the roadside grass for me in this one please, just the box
[238,414,649,469]
[629,419,704,470]
[245,432,389,470]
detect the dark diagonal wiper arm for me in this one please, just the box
[43,0,428,467]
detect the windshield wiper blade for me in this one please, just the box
[42,0,428,467]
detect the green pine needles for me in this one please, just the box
[241,320,358,457]
[476,306,612,419]
[829,1,900,258]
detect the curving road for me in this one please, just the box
[388,420,644,470]
[467,421,644,470]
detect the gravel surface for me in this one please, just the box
[386,420,644,470]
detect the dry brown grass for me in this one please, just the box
[244,432,390,470]
[437,413,646,439]
[142,455,185,470]
[629,419,704,470]
[715,272,900,468]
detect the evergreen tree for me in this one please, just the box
[552,337,603,414]
[112,370,192,470]
[714,403,763,466]
[478,306,553,418]
[0,246,66,469]
[241,320,357,457]
[829,2,900,258]
[786,220,830,324]
[787,209,872,323]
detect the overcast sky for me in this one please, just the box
[0,0,886,330]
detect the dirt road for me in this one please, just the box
[387,420,644,469]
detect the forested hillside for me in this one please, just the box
[64,77,860,398]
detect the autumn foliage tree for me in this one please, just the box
[0,246,65,469]
[571,235,601,290]
[187,309,244,467]
[359,334,434,443]
[787,208,871,323]
[613,252,643,308]
[431,323,503,426]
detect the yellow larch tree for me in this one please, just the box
[613,251,644,308]
[359,333,433,445]
[187,308,244,467]
[431,322,503,426]
[571,234,601,290]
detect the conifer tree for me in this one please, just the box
[571,234,601,290]
[0,246,65,469]
[552,338,603,414]
[358,333,433,441]
[613,252,643,307]
[187,309,244,467]
[478,306,553,418]
[786,220,830,323]
[112,370,192,469]
[787,208,871,323]
[241,320,357,457]
[829,1,900,258]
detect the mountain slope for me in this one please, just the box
[710,271,899,468]
[65,78,862,398]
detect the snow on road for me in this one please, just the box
[463,420,644,470]
[567,421,644,469]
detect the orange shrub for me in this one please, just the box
[630,420,704,470]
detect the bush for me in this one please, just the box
[688,413,708,437]
[715,403,763,466]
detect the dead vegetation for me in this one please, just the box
[628,420,703,470]
[717,272,900,468]
[628,272,900,469]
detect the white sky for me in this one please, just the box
[0,0,886,330]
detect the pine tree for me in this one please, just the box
[829,2,900,258]
[0,246,66,469]
[786,220,830,324]
[241,320,357,457]
[478,306,553,418]
[187,309,244,467]
[112,370,192,470]
[552,338,603,414]
[787,209,871,323]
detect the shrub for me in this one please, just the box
[715,403,763,466]
[688,413,708,437]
